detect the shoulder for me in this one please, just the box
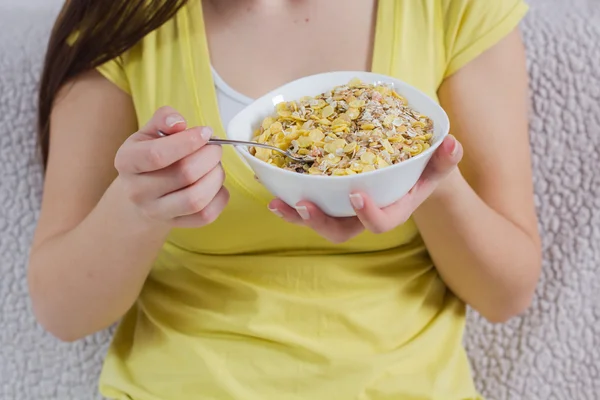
[96,3,191,94]
[121,8,184,67]
[440,0,528,15]
[440,0,529,32]
[386,0,527,44]
[439,0,529,77]
[381,0,528,82]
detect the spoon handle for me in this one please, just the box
[157,131,307,162]
[158,131,271,151]
[208,138,277,152]
[208,138,259,148]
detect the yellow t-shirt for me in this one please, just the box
[95,1,528,399]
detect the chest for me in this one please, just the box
[203,0,378,99]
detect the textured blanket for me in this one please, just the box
[1,1,599,399]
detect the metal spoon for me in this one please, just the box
[157,130,313,163]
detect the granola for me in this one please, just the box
[250,78,434,176]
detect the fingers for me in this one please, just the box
[296,201,365,243]
[119,126,213,174]
[268,199,304,224]
[130,144,223,202]
[113,107,228,228]
[352,135,463,234]
[351,192,414,234]
[268,199,364,244]
[418,134,463,189]
[146,165,226,219]
[173,187,230,228]
[115,106,214,174]
[402,134,463,207]
[137,106,188,139]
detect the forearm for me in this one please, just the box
[28,177,171,341]
[412,170,541,322]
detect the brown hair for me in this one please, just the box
[37,0,189,169]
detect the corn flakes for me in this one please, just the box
[250,78,434,175]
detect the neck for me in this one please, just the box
[206,0,312,15]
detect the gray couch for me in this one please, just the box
[1,1,599,399]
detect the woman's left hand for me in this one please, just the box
[267,135,463,243]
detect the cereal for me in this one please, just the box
[250,78,434,175]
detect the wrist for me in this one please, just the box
[413,168,468,218]
[428,168,467,202]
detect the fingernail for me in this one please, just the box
[201,127,213,141]
[295,206,310,220]
[165,114,185,128]
[268,207,283,218]
[448,135,458,156]
[349,194,364,210]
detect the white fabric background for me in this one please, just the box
[1,1,599,399]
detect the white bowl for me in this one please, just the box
[226,71,450,217]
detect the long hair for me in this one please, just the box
[37,0,189,169]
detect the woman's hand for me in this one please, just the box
[268,135,463,243]
[114,106,229,228]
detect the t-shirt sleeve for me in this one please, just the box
[96,57,131,94]
[443,0,529,78]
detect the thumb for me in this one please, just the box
[136,106,187,141]
[419,134,462,183]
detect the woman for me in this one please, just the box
[29,0,542,399]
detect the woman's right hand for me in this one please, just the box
[114,106,229,228]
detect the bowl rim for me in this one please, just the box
[227,71,450,181]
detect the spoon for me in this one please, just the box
[157,130,313,163]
